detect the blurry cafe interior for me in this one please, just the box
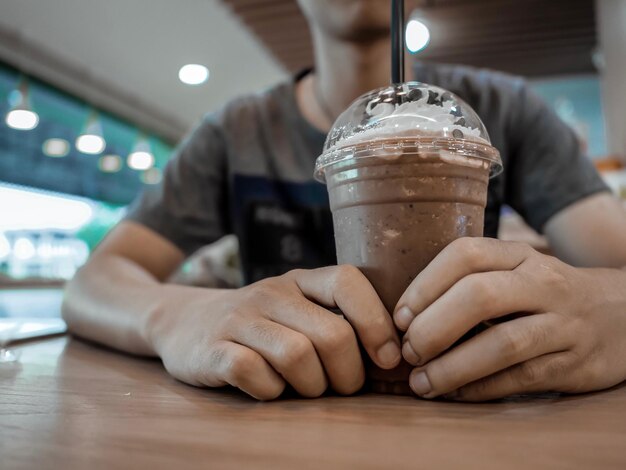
[1,0,625,345]
[3,0,626,468]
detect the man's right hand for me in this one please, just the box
[147,265,401,400]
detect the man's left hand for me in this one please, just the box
[393,237,626,401]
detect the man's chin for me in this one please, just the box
[312,0,391,43]
[334,24,391,43]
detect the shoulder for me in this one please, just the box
[414,62,527,100]
[175,80,291,157]
[414,62,545,153]
[413,62,533,127]
[206,81,292,133]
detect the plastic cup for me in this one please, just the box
[315,82,502,392]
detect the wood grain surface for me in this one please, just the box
[2,337,625,469]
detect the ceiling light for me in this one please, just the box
[141,167,162,185]
[128,151,154,171]
[76,111,106,155]
[76,134,105,155]
[42,138,70,157]
[406,19,431,53]
[5,78,39,131]
[178,64,210,85]
[128,135,155,170]
[6,109,39,131]
[98,154,122,173]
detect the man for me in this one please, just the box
[63,0,626,401]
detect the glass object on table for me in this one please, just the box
[0,320,21,363]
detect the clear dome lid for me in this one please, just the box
[315,81,502,181]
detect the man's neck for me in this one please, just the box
[314,30,390,114]
[295,29,390,133]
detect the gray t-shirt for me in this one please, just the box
[126,64,608,284]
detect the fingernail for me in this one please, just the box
[376,340,401,368]
[402,341,421,366]
[394,306,414,330]
[410,371,432,397]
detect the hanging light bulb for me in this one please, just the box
[76,110,106,155]
[98,154,122,173]
[43,138,70,157]
[5,77,39,131]
[141,167,162,185]
[127,134,155,170]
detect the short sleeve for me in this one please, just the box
[504,83,609,233]
[124,115,230,256]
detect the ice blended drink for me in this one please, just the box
[314,83,502,392]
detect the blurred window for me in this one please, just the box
[0,62,170,283]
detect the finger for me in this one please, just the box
[263,293,365,395]
[403,270,547,366]
[288,266,401,369]
[203,340,286,401]
[406,313,572,398]
[448,351,576,402]
[231,319,328,398]
[394,238,532,331]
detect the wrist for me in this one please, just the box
[140,291,169,357]
[577,267,626,304]
[140,284,231,356]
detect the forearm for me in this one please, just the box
[544,193,626,268]
[62,254,227,356]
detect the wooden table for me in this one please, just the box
[2,337,626,469]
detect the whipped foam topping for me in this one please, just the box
[328,85,489,150]
[315,83,503,182]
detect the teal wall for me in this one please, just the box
[530,75,607,158]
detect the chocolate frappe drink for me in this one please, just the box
[315,82,502,393]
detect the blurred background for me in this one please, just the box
[0,0,625,295]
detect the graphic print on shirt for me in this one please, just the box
[232,175,336,284]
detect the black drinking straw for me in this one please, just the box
[391,0,405,84]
